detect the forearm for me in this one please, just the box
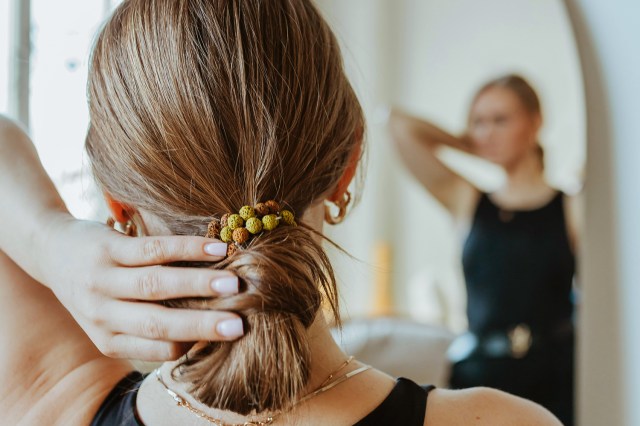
[0,116,70,281]
[388,107,470,152]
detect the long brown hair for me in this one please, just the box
[86,0,364,414]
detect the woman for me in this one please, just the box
[389,75,579,425]
[0,2,560,425]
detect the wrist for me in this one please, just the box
[30,208,74,287]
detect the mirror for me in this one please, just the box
[3,0,586,424]
[318,1,585,425]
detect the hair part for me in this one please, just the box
[86,0,363,414]
[472,74,542,118]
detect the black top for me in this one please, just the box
[91,371,435,426]
[462,192,575,334]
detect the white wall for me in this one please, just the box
[317,0,585,328]
[4,0,584,327]
[0,1,10,113]
[565,1,640,425]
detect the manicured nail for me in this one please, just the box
[204,243,227,256]
[217,318,244,338]
[212,276,239,295]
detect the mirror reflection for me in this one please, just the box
[389,74,578,426]
[320,1,584,425]
[0,0,585,425]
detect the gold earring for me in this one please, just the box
[324,190,351,225]
[107,216,139,237]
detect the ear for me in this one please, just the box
[329,128,363,203]
[104,194,133,223]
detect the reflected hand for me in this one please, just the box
[457,133,475,154]
[39,214,243,361]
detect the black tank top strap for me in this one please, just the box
[92,373,435,426]
[354,378,435,426]
[91,371,146,426]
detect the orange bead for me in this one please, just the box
[226,244,238,257]
[265,200,281,214]
[232,227,250,244]
[220,213,230,227]
[206,220,221,238]
[255,202,270,217]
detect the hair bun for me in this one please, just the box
[166,225,338,414]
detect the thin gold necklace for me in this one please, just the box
[155,356,371,426]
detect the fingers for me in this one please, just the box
[102,266,239,300]
[107,235,229,266]
[100,302,245,342]
[101,334,193,361]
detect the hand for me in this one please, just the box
[456,133,475,154]
[38,214,244,361]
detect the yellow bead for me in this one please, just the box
[280,210,295,225]
[227,214,244,230]
[262,214,279,231]
[246,217,263,234]
[220,226,233,243]
[232,227,250,244]
[239,205,256,220]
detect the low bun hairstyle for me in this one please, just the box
[165,226,334,413]
[85,0,363,414]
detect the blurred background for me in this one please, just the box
[0,0,585,327]
[3,1,639,425]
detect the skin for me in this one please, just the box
[0,116,560,425]
[0,116,249,362]
[389,87,582,251]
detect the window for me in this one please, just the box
[25,0,120,218]
[0,1,11,113]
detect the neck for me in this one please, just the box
[158,313,349,423]
[502,149,546,194]
[155,201,350,423]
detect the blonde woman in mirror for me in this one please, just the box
[0,3,560,425]
[389,75,581,426]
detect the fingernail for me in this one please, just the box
[212,276,239,295]
[204,243,227,256]
[217,318,244,338]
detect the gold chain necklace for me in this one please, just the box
[155,356,371,426]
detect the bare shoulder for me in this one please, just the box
[0,251,132,424]
[424,387,562,426]
[0,114,27,136]
[563,191,584,251]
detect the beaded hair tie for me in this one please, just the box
[205,200,297,257]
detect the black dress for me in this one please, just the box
[450,192,575,425]
[91,371,435,426]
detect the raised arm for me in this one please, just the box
[388,108,478,219]
[0,117,69,275]
[0,116,244,361]
[0,115,251,421]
